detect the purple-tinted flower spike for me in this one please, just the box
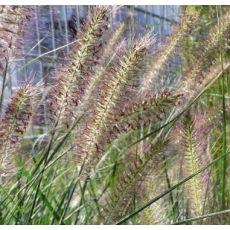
[47,6,110,127]
[0,84,33,180]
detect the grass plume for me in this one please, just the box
[181,112,204,217]
[0,84,34,181]
[47,6,110,127]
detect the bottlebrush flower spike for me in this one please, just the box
[97,91,181,151]
[138,11,198,98]
[0,6,33,75]
[0,84,33,180]
[116,90,181,129]
[77,22,125,114]
[75,34,154,176]
[182,111,203,217]
[47,6,110,127]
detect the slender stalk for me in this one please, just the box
[175,208,230,225]
[216,6,227,209]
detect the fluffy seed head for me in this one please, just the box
[0,84,33,180]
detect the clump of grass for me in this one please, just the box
[0,5,229,225]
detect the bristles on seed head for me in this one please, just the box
[0,84,33,180]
